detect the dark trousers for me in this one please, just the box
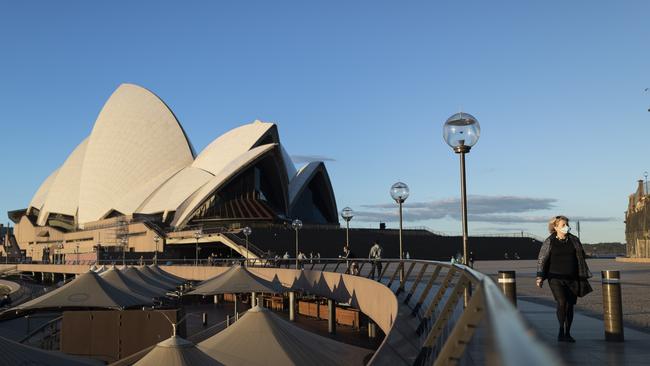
[549,278,578,334]
[371,260,382,279]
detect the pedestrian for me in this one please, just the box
[405,251,410,260]
[368,240,383,280]
[343,245,358,275]
[468,251,475,268]
[536,215,593,343]
[283,251,290,268]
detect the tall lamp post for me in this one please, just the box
[121,237,127,267]
[194,230,202,266]
[153,235,160,265]
[292,219,303,269]
[243,226,252,266]
[341,207,354,249]
[390,182,409,287]
[443,112,481,267]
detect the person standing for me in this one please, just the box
[368,240,383,280]
[536,215,592,342]
[283,251,290,268]
[343,245,358,275]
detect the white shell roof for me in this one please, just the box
[26,84,335,229]
[77,84,194,224]
[191,120,275,175]
[171,143,278,228]
[37,139,88,226]
[288,161,323,206]
[137,166,214,214]
[28,168,59,211]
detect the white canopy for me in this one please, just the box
[133,335,223,366]
[198,306,370,366]
[0,335,102,366]
[12,271,151,312]
[188,265,286,295]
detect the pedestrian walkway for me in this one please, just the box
[518,299,650,365]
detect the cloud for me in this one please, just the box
[291,155,336,164]
[354,195,616,224]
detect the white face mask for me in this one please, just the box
[559,226,570,234]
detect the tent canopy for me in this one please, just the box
[148,265,186,285]
[133,335,223,366]
[188,265,287,295]
[12,271,152,312]
[100,268,164,300]
[198,306,370,366]
[0,335,103,366]
[135,266,178,290]
[120,267,170,296]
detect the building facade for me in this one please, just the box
[625,179,650,258]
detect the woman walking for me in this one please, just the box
[536,215,593,342]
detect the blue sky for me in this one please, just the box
[1,1,648,243]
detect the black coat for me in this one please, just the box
[536,233,593,297]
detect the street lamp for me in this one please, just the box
[242,227,252,266]
[391,181,410,286]
[76,243,80,265]
[153,236,160,265]
[121,237,128,267]
[341,207,354,249]
[194,230,202,266]
[443,112,480,267]
[292,219,303,269]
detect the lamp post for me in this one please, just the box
[341,207,354,249]
[645,171,648,196]
[76,243,80,265]
[242,227,252,266]
[443,112,481,267]
[121,237,128,267]
[292,219,303,269]
[153,235,160,265]
[391,182,410,286]
[194,230,202,266]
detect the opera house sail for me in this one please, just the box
[7,83,338,263]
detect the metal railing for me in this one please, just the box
[9,257,560,365]
[242,257,560,366]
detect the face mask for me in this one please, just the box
[559,226,570,234]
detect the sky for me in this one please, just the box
[1,1,648,244]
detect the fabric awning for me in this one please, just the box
[188,265,286,295]
[198,306,370,366]
[0,335,102,366]
[12,271,151,312]
[133,335,223,366]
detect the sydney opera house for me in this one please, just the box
[6,84,338,263]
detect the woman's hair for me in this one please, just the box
[548,215,570,234]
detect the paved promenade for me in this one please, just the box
[476,259,650,365]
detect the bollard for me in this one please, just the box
[497,271,517,306]
[226,315,230,327]
[328,299,336,334]
[368,320,377,339]
[602,270,624,342]
[289,291,296,322]
[251,292,256,307]
[202,312,208,326]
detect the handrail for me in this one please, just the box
[13,259,560,365]
[245,258,560,366]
